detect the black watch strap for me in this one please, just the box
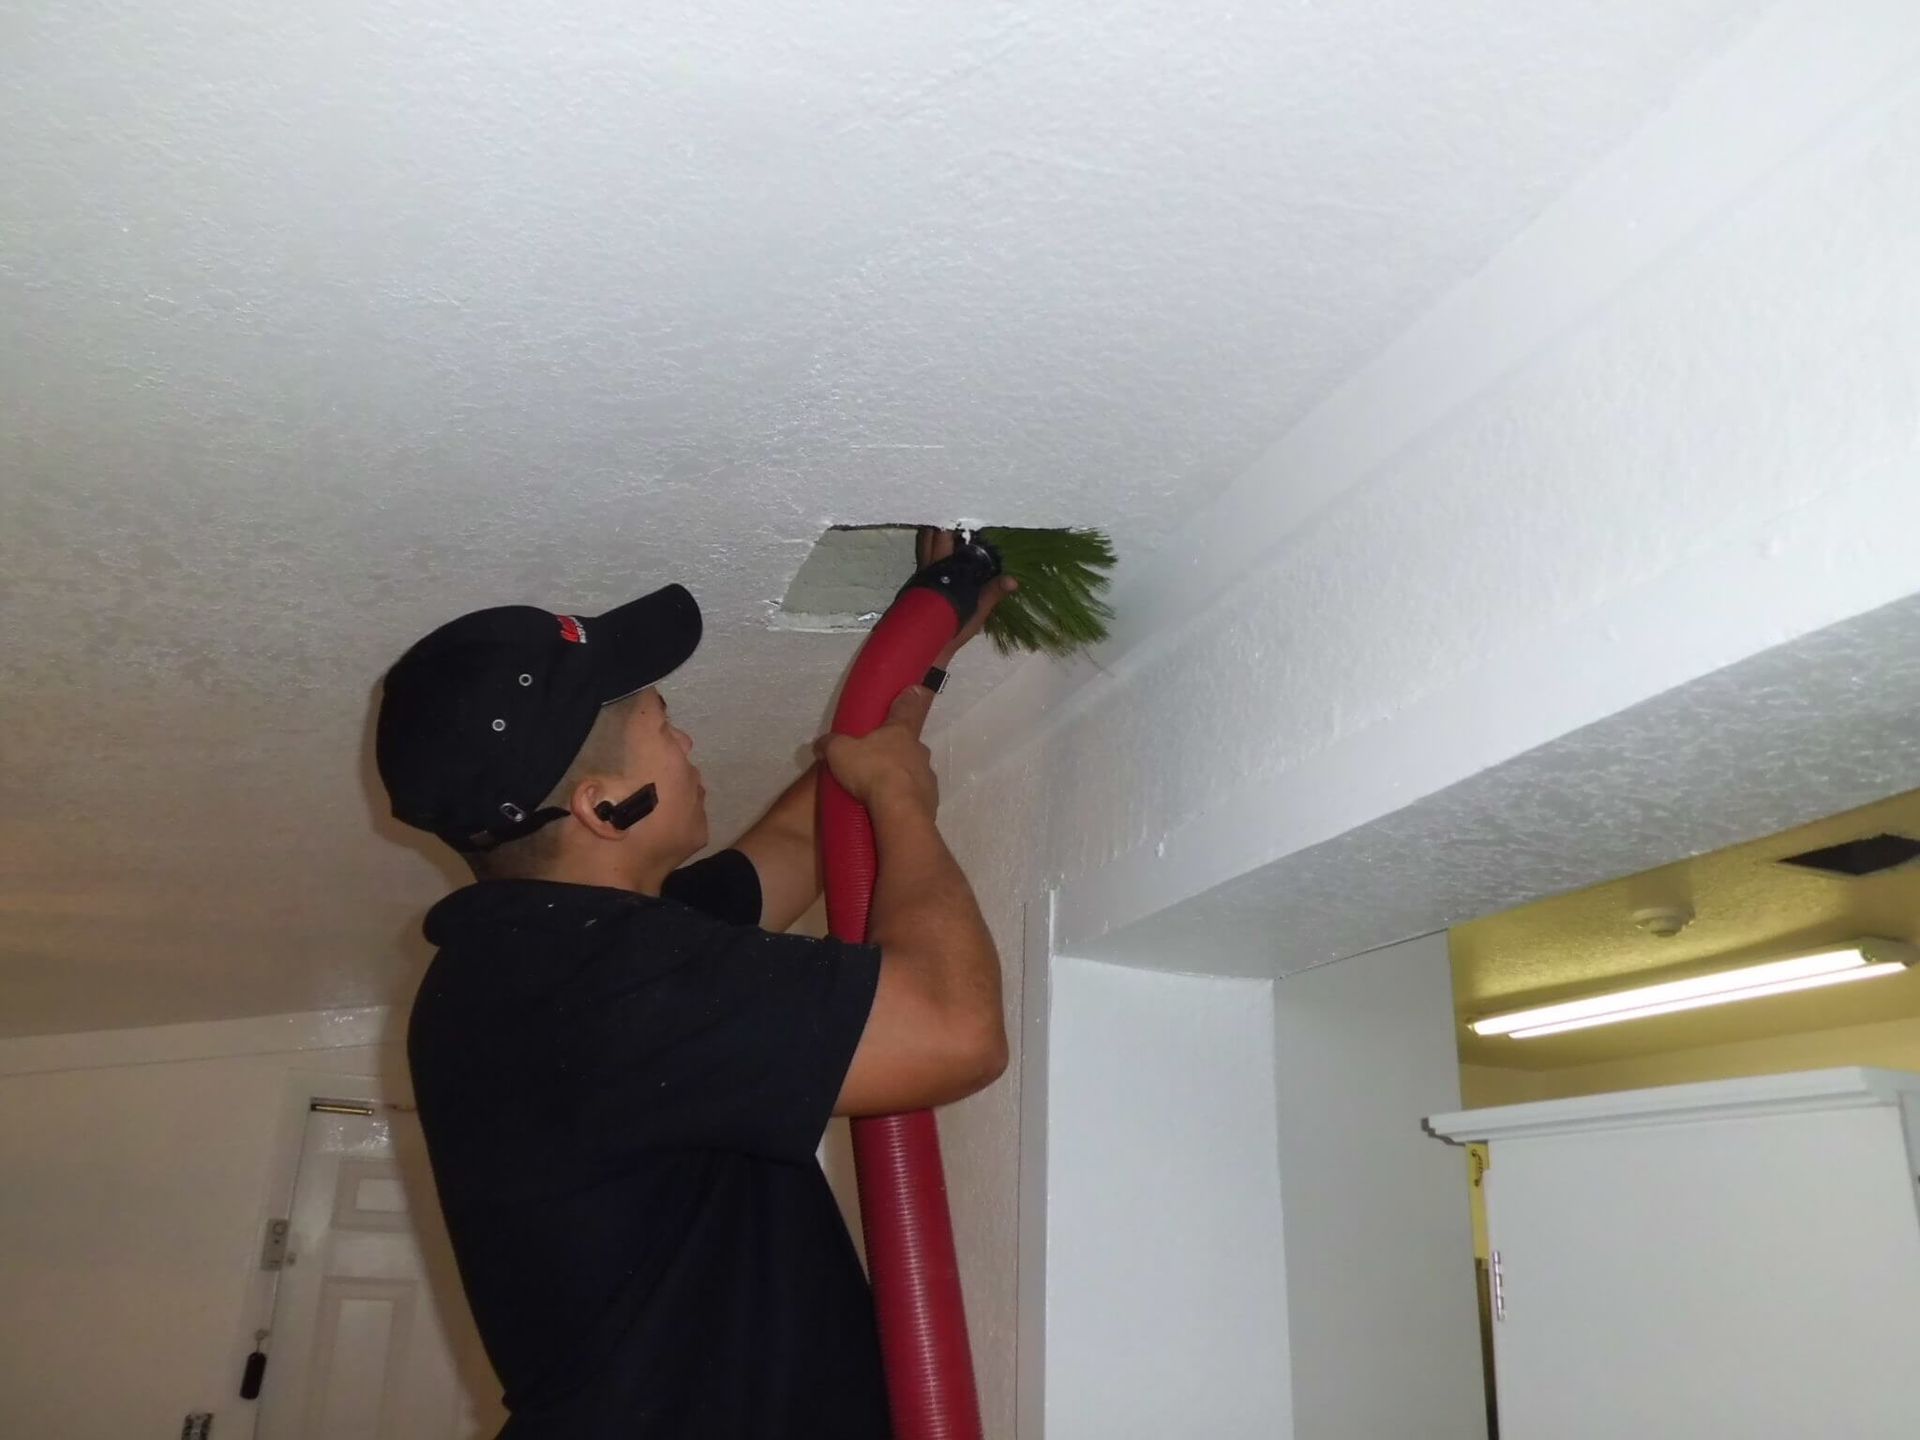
[922,665,949,695]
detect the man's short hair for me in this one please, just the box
[465,693,643,881]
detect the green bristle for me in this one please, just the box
[972,526,1117,658]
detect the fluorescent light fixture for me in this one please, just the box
[1470,940,1919,1041]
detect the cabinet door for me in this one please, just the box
[1485,1109,1920,1439]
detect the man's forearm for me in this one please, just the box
[756,687,939,918]
[864,786,1002,1030]
[762,762,819,837]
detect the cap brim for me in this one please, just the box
[588,583,703,703]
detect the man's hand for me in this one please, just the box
[916,527,1018,669]
[814,686,941,815]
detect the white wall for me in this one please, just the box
[931,6,1920,1431]
[0,1011,402,1437]
[1271,936,1485,1440]
[1045,957,1290,1440]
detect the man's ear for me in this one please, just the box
[568,779,623,840]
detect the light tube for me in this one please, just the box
[1470,942,1918,1040]
[1507,964,1904,1037]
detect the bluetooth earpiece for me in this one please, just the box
[594,783,658,831]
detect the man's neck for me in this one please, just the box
[533,844,684,897]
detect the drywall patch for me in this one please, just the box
[773,525,918,633]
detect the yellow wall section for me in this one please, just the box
[1462,1012,1920,1108]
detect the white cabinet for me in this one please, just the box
[1428,1068,1920,1440]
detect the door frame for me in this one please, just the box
[229,1069,393,1440]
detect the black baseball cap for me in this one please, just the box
[376,584,702,852]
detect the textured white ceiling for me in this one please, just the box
[1077,591,1920,1042]
[1,1,1769,1036]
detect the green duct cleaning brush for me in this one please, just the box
[968,525,1116,659]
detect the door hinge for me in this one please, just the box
[259,1217,291,1271]
[1490,1248,1507,1322]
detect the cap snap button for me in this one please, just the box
[492,718,507,732]
[518,674,532,686]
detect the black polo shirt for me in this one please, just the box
[407,849,890,1438]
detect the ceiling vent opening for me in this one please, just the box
[771,524,921,633]
[1778,833,1920,878]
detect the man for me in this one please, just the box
[373,530,1017,1438]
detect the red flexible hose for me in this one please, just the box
[819,584,984,1440]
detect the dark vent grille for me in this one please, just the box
[1779,833,1920,877]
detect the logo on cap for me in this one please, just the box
[556,615,587,644]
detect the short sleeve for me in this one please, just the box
[567,912,882,1165]
[659,847,763,927]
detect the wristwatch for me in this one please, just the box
[922,665,949,695]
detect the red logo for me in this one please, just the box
[556,615,587,644]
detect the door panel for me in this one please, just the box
[307,1280,415,1439]
[256,1107,503,1440]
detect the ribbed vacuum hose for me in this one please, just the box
[820,584,984,1440]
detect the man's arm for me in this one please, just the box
[740,527,1015,934]
[731,765,822,933]
[833,765,1007,1115]
[733,695,947,933]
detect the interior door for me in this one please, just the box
[254,1102,505,1440]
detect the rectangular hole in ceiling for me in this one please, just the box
[1777,833,1920,877]
[771,524,919,632]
